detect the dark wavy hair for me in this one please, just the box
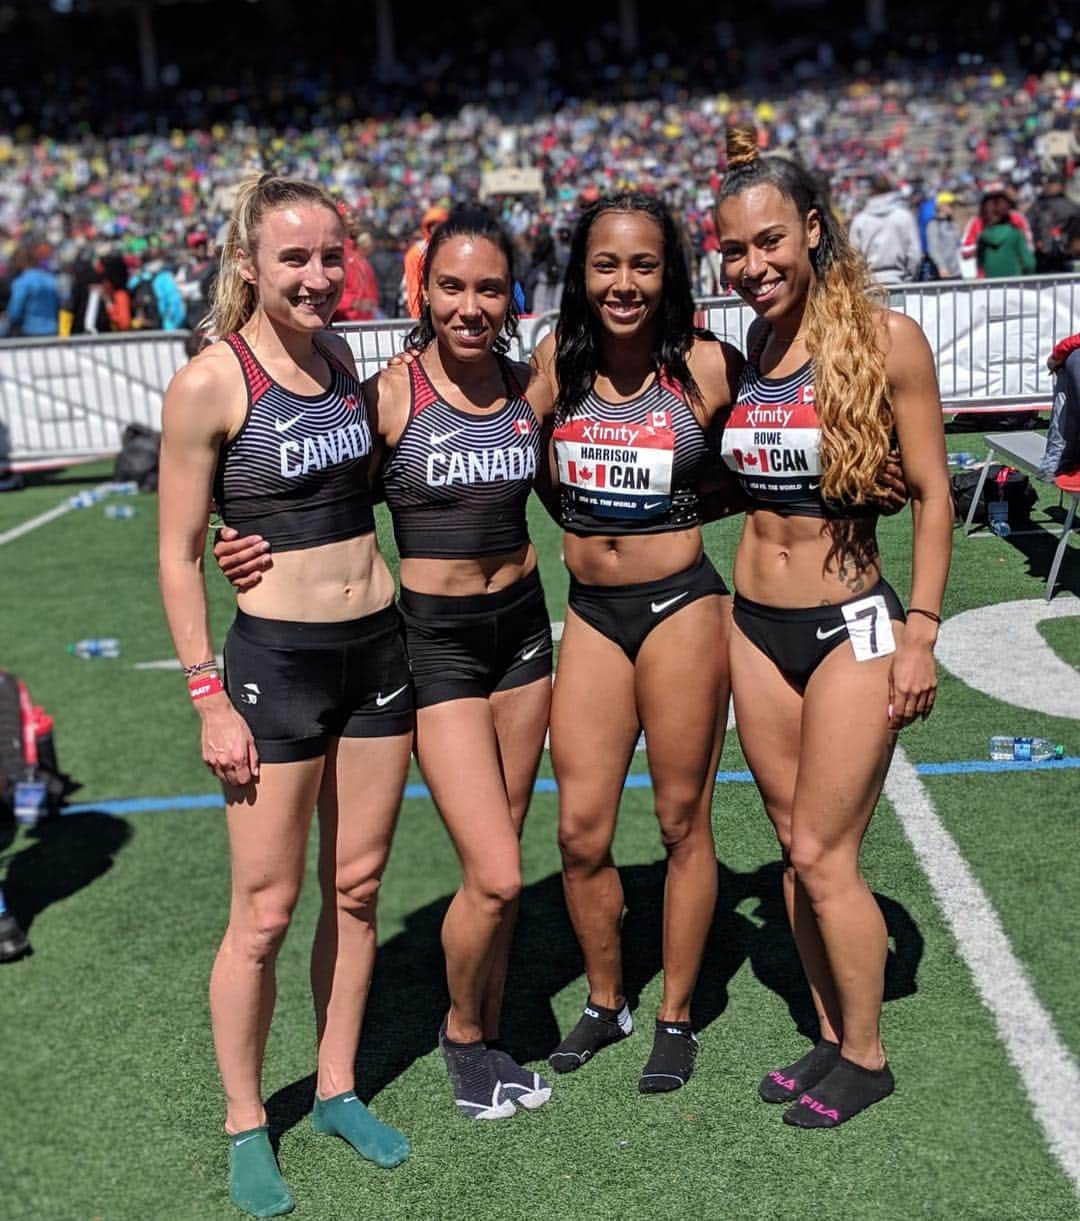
[555,193,702,414]
[404,204,519,355]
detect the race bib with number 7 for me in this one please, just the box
[841,594,896,662]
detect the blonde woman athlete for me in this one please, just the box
[158,175,411,1218]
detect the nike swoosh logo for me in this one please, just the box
[643,500,666,510]
[815,624,847,640]
[233,1134,259,1147]
[375,684,409,707]
[430,428,463,447]
[650,592,688,614]
[519,643,543,661]
[274,413,303,433]
[807,481,821,491]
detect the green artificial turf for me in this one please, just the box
[1,437,1078,1220]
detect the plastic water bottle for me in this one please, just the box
[990,736,1064,762]
[105,504,136,520]
[109,481,139,495]
[68,489,103,509]
[987,500,1011,538]
[948,451,974,468]
[68,638,120,659]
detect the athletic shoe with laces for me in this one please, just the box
[0,913,30,963]
[548,999,632,1074]
[638,1020,698,1093]
[439,1021,516,1121]
[487,1047,552,1110]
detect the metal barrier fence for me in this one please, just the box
[2,274,1077,463]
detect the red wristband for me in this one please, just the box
[189,675,224,700]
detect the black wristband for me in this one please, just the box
[907,607,942,625]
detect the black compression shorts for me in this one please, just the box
[399,567,553,709]
[222,604,414,762]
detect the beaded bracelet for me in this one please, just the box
[907,608,942,625]
[182,658,219,679]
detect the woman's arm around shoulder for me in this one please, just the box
[687,333,744,425]
[526,332,559,423]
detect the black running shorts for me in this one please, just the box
[399,567,553,708]
[733,577,906,689]
[222,604,414,762]
[567,553,729,661]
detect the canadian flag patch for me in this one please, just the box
[343,393,360,411]
[513,418,532,436]
[799,385,815,405]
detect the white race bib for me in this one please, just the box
[554,415,675,520]
[841,594,896,662]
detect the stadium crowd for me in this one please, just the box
[1,58,1079,338]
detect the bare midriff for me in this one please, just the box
[563,527,704,586]
[400,543,538,597]
[734,509,881,607]
[236,533,396,622]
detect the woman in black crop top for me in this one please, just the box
[528,193,744,1092]
[159,175,412,1214]
[216,207,557,1122]
[714,128,952,1128]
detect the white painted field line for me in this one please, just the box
[886,745,1080,1195]
[0,482,113,547]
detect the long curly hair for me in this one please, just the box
[718,126,892,503]
[404,204,520,356]
[554,193,703,415]
[206,173,342,337]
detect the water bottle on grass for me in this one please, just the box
[104,504,136,519]
[68,638,120,659]
[989,736,1064,762]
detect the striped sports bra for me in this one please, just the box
[381,355,541,559]
[553,370,708,536]
[213,332,375,551]
[721,331,877,520]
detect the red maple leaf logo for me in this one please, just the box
[343,394,359,411]
[744,452,758,466]
[578,466,593,482]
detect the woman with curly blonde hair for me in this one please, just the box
[714,127,952,1128]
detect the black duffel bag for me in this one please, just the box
[951,464,1037,526]
[113,422,161,492]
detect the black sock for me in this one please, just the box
[639,1020,699,1094]
[782,1056,895,1129]
[548,997,632,1073]
[758,1039,841,1103]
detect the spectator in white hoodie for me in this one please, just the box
[848,175,922,285]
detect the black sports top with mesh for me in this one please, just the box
[381,356,541,559]
[720,329,877,520]
[213,332,376,551]
[552,369,709,536]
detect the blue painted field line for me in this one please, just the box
[58,756,1080,818]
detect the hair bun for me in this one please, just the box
[726,124,760,170]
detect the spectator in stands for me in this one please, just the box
[523,225,566,315]
[848,175,922,284]
[369,230,404,319]
[333,219,378,323]
[925,192,962,279]
[0,244,59,337]
[99,253,133,331]
[976,191,1036,278]
[403,206,448,318]
[1029,172,1079,274]
[959,183,1033,278]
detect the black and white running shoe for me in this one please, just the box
[439,1022,516,1121]
[488,1048,552,1111]
[0,913,30,963]
[638,1020,698,1094]
[548,999,633,1074]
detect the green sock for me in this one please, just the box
[312,1090,411,1169]
[227,1127,293,1218]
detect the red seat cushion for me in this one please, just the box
[1054,468,1080,494]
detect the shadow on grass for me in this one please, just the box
[264,857,922,1140]
[0,810,132,937]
